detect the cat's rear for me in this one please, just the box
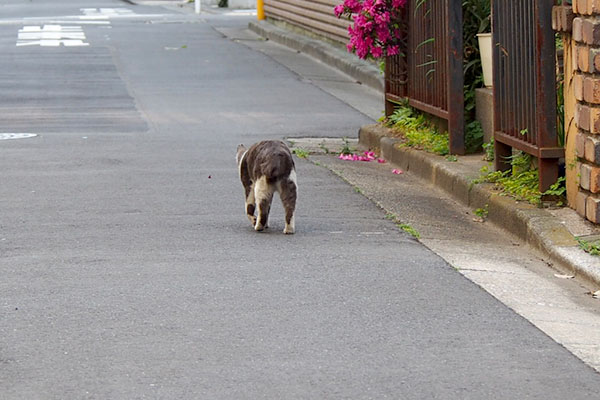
[237,140,297,234]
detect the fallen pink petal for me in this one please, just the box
[392,169,403,175]
[338,152,380,162]
[377,158,386,163]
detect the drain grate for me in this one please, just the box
[0,133,38,140]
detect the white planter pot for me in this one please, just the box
[477,33,493,87]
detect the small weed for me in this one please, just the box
[446,155,458,162]
[471,152,566,206]
[353,186,363,194]
[464,120,484,154]
[383,212,420,239]
[388,103,482,155]
[568,157,578,171]
[474,204,489,221]
[397,223,420,239]
[340,137,355,156]
[542,177,567,206]
[520,128,529,136]
[292,148,309,159]
[385,213,397,220]
[386,105,450,156]
[318,142,330,154]
[483,138,494,161]
[577,238,600,256]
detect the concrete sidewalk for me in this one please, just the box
[247,19,600,290]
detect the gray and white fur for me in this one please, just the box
[236,140,297,234]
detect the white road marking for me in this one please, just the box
[2,10,169,26]
[35,20,111,26]
[17,39,89,47]
[13,8,172,48]
[17,25,88,47]
[81,8,135,16]
[80,8,135,20]
[0,133,37,140]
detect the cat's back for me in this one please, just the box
[246,140,295,181]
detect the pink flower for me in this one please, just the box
[386,45,400,56]
[392,169,403,175]
[344,0,362,13]
[377,158,386,163]
[376,26,391,42]
[334,0,407,59]
[371,46,383,58]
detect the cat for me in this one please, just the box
[236,140,297,234]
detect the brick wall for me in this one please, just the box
[573,0,600,223]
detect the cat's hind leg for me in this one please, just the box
[279,171,297,234]
[254,177,273,231]
[244,183,256,226]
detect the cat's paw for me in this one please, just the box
[248,215,257,226]
[283,226,295,234]
[255,223,265,232]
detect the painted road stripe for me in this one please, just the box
[0,133,37,140]
[13,8,174,47]
[80,8,135,19]
[17,25,89,47]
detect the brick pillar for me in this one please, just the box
[572,0,600,223]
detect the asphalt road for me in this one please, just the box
[1,1,600,398]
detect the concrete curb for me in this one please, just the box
[360,124,600,287]
[248,21,384,92]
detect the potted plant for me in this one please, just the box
[464,0,492,87]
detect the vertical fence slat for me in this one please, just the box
[447,0,465,154]
[535,0,560,190]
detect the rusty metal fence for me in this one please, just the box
[385,0,465,155]
[492,0,562,191]
[266,1,562,184]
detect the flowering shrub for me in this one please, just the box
[334,0,408,59]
